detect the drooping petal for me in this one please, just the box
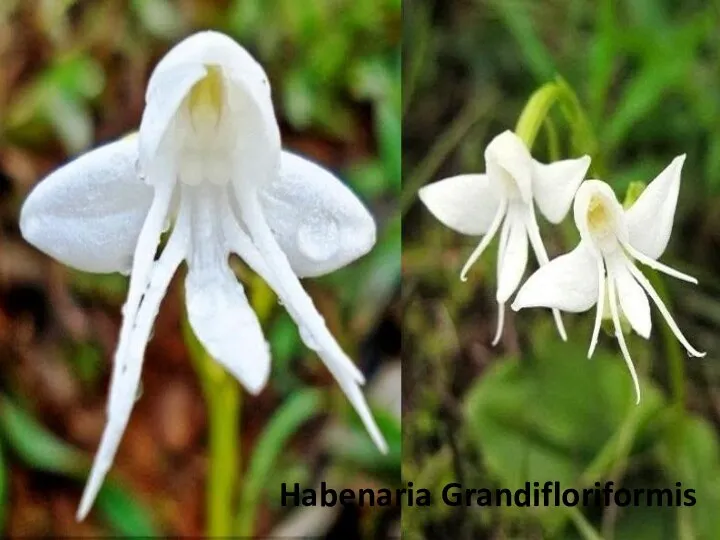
[492,303,505,347]
[587,256,606,358]
[77,205,187,520]
[512,241,599,313]
[622,241,697,284]
[627,263,706,358]
[418,174,502,236]
[521,205,567,340]
[496,206,528,303]
[20,137,152,274]
[484,130,533,203]
[258,151,376,278]
[607,254,651,339]
[184,186,270,393]
[320,346,388,454]
[460,198,508,281]
[491,217,511,346]
[531,155,590,224]
[607,274,642,404]
[235,190,387,452]
[625,155,685,259]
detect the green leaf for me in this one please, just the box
[95,481,159,536]
[0,395,158,535]
[333,405,401,483]
[658,413,720,539]
[0,395,89,478]
[464,322,664,530]
[376,98,402,190]
[236,388,324,537]
[492,0,556,81]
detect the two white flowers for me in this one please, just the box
[20,31,387,520]
[420,130,704,404]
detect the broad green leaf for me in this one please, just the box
[658,413,720,539]
[464,322,664,529]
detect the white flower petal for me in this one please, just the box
[496,206,528,303]
[607,274,642,404]
[512,241,599,313]
[492,303,505,347]
[259,151,376,278]
[321,350,389,453]
[622,241,697,284]
[77,208,187,520]
[184,184,271,393]
[185,268,270,393]
[627,263,706,358]
[484,130,533,203]
[625,155,685,259]
[607,255,651,339]
[460,198,508,281]
[522,205,567,340]
[531,155,590,223]
[418,174,501,236]
[587,257,606,358]
[20,137,152,273]
[237,191,387,452]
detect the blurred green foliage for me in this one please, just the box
[403,0,720,538]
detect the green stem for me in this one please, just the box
[183,315,241,537]
[207,369,241,537]
[514,81,562,149]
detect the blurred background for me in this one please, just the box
[403,0,720,538]
[0,0,400,537]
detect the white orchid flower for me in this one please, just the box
[19,31,387,519]
[418,130,590,343]
[512,155,705,402]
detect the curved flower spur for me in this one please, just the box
[19,31,387,519]
[419,130,590,343]
[512,156,705,402]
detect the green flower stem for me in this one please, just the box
[515,81,562,149]
[206,365,241,537]
[183,315,241,538]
